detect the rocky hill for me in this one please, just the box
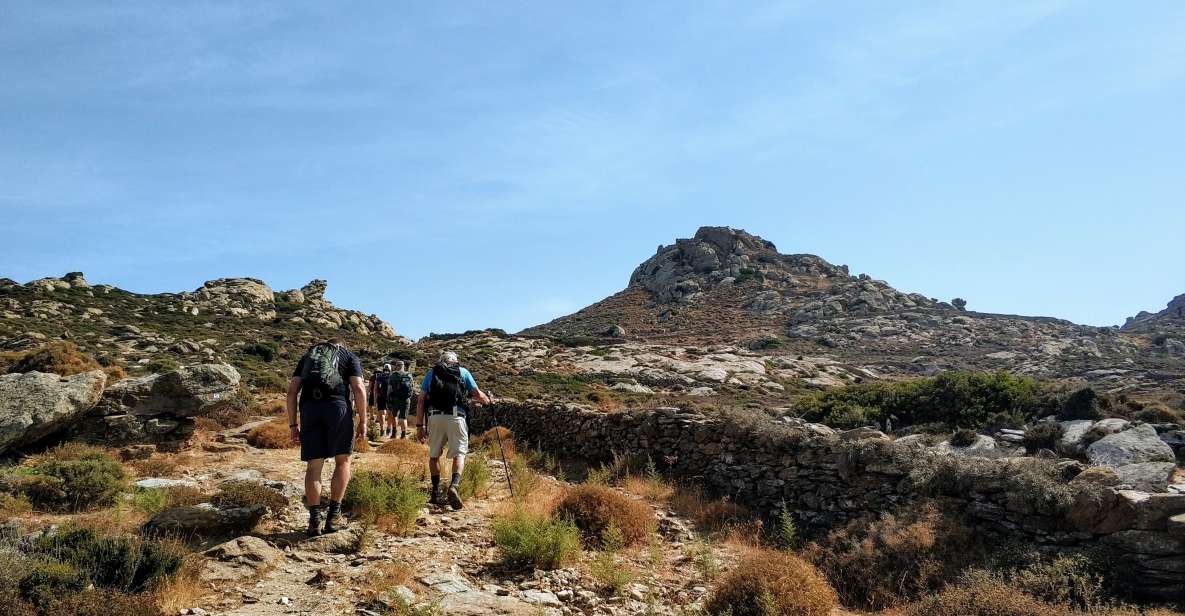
[523,227,1185,396]
[0,274,414,389]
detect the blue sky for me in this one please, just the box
[2,1,1183,339]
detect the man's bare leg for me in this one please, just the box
[304,459,325,506]
[330,454,352,502]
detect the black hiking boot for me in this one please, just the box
[323,501,345,533]
[429,484,444,507]
[447,483,464,510]
[306,505,324,537]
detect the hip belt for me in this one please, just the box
[427,406,467,417]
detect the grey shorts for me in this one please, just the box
[388,397,411,420]
[427,413,468,459]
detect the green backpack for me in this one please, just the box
[299,343,345,400]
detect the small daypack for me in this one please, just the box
[426,363,466,411]
[375,371,390,399]
[388,372,414,403]
[299,343,345,400]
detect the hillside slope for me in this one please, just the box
[523,226,1184,393]
[0,274,415,389]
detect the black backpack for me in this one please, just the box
[375,372,390,398]
[388,372,414,403]
[426,363,466,411]
[298,343,346,400]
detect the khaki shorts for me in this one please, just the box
[428,413,468,459]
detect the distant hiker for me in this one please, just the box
[387,360,415,439]
[371,364,392,439]
[286,339,368,537]
[416,350,491,510]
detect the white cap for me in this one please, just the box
[383,363,392,371]
[440,351,459,365]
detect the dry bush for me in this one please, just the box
[622,474,674,502]
[1008,554,1103,611]
[45,589,164,616]
[705,549,838,616]
[211,480,288,515]
[256,398,286,415]
[246,418,294,449]
[805,503,981,611]
[1,342,101,376]
[554,484,656,548]
[130,457,179,478]
[903,571,1069,616]
[669,486,749,533]
[203,405,255,430]
[471,427,517,460]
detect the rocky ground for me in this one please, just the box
[151,425,746,616]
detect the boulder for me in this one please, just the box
[1057,420,1095,456]
[144,503,265,537]
[936,434,999,457]
[95,364,240,417]
[1115,462,1176,493]
[201,535,286,582]
[1087,424,1176,467]
[0,370,105,453]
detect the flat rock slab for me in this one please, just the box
[1115,462,1176,493]
[135,478,199,490]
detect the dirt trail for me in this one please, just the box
[180,427,734,616]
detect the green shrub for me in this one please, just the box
[797,371,1054,430]
[243,341,279,362]
[43,589,163,616]
[589,523,633,594]
[144,357,180,374]
[459,453,491,501]
[1005,554,1104,611]
[1057,388,1106,421]
[1023,422,1065,454]
[28,526,184,593]
[778,503,799,549]
[492,509,581,570]
[903,571,1068,616]
[343,470,427,535]
[19,562,86,608]
[211,480,288,515]
[23,446,127,511]
[131,488,169,516]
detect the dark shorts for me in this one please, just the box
[299,401,354,461]
[388,397,411,419]
[376,394,388,412]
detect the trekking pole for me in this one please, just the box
[487,391,514,497]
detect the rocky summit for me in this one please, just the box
[524,226,1185,397]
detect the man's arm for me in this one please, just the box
[350,376,367,437]
[286,377,302,444]
[470,387,492,406]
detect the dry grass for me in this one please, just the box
[554,484,656,548]
[377,439,428,460]
[668,486,749,534]
[622,475,674,502]
[0,341,101,376]
[358,560,414,602]
[130,457,180,478]
[246,418,294,449]
[153,553,205,615]
[211,480,288,515]
[706,548,838,616]
[805,504,980,611]
[471,427,517,460]
[255,398,286,415]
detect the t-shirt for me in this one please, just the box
[292,346,363,410]
[420,366,478,394]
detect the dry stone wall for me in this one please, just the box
[471,401,1185,602]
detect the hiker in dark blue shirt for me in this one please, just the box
[286,339,367,537]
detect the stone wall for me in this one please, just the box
[471,401,1185,602]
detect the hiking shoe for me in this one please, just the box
[447,484,463,510]
[306,506,324,537]
[323,502,345,533]
[429,485,444,507]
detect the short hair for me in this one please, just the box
[396,361,406,370]
[440,351,459,365]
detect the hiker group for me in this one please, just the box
[284,340,492,537]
